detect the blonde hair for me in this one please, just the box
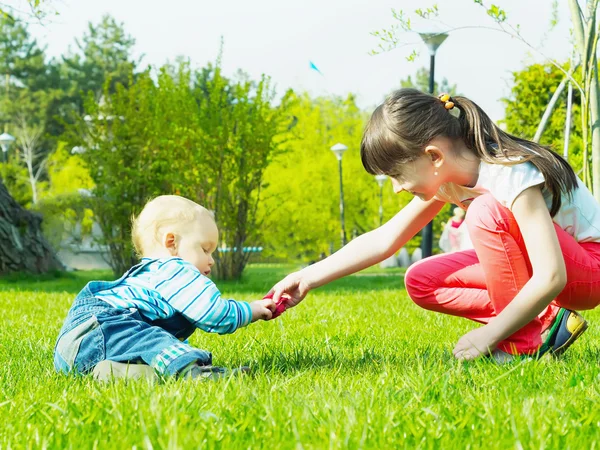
[131,195,213,257]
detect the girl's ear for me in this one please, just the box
[164,232,178,256]
[424,145,445,168]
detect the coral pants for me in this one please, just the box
[405,194,600,354]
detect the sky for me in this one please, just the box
[20,0,574,122]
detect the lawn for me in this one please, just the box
[1,264,599,449]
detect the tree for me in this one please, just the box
[569,0,600,197]
[258,93,415,261]
[502,63,585,172]
[68,60,287,279]
[37,142,95,250]
[14,115,46,205]
[0,178,63,274]
[0,15,63,274]
[61,15,138,108]
[179,63,291,279]
[0,15,47,128]
[67,70,174,275]
[400,67,457,95]
[55,15,139,140]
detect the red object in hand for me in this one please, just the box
[263,292,287,319]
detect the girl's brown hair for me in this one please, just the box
[361,88,577,216]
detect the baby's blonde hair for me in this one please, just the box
[131,195,213,257]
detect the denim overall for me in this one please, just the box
[53,260,212,376]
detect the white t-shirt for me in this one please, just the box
[434,161,600,243]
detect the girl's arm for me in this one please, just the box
[271,197,446,306]
[454,186,567,358]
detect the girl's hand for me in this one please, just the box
[250,298,276,322]
[270,271,311,309]
[453,325,499,361]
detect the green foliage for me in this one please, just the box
[66,69,177,274]
[0,157,32,206]
[0,16,74,208]
[60,15,137,103]
[501,62,584,172]
[55,14,139,137]
[415,5,439,20]
[486,4,507,23]
[2,266,600,448]
[178,64,291,280]
[67,60,286,279]
[35,142,96,249]
[259,93,413,261]
[45,142,94,196]
[0,16,47,91]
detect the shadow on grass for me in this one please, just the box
[247,344,444,375]
[0,264,406,295]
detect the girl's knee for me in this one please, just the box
[466,193,512,233]
[404,259,438,308]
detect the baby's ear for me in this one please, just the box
[164,232,178,256]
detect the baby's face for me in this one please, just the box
[177,215,219,276]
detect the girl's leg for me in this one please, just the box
[406,193,600,354]
[405,249,495,323]
[404,249,550,353]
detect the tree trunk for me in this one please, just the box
[590,53,600,200]
[0,179,64,274]
[533,76,568,143]
[570,0,600,199]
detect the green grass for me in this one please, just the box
[1,264,600,449]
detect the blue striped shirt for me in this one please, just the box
[94,257,252,334]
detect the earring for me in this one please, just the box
[434,171,439,176]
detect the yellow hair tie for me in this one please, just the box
[438,93,455,110]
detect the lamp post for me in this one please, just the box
[375,174,387,226]
[0,132,15,162]
[331,143,348,247]
[419,31,448,258]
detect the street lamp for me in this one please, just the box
[331,143,348,247]
[419,31,448,258]
[0,132,15,162]
[375,174,387,226]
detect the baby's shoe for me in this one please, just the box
[180,363,250,380]
[92,360,158,382]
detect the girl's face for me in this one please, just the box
[390,154,443,202]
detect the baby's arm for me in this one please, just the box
[158,260,266,334]
[272,197,445,306]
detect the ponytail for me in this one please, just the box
[453,96,577,216]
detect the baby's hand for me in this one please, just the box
[262,292,289,320]
[250,298,276,322]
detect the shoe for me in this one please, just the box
[180,364,251,380]
[92,360,158,382]
[539,308,588,357]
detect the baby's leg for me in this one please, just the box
[96,308,212,378]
